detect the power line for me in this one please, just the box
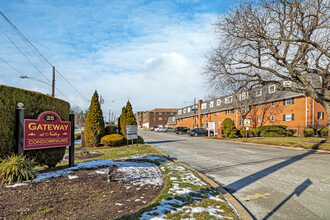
[0,10,90,103]
[0,29,51,83]
[0,56,25,76]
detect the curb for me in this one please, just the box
[202,137,330,154]
[146,143,254,220]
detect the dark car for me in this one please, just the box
[187,128,214,136]
[175,126,190,134]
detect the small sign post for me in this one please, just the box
[243,119,251,140]
[126,125,138,146]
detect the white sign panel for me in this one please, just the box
[243,119,251,126]
[208,122,216,130]
[126,125,138,140]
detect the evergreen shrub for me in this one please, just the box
[119,101,137,138]
[239,129,253,137]
[286,129,297,136]
[320,127,328,137]
[223,118,237,138]
[249,128,260,137]
[258,125,287,137]
[0,155,36,185]
[0,85,69,167]
[303,128,314,137]
[105,125,118,135]
[101,134,125,146]
[84,91,105,147]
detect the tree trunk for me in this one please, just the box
[324,102,330,143]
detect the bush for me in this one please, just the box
[105,125,118,135]
[74,133,81,140]
[303,128,314,137]
[85,91,105,147]
[133,136,144,144]
[101,134,125,146]
[286,129,297,136]
[223,118,237,138]
[320,127,328,137]
[0,155,36,185]
[239,130,253,137]
[249,128,260,137]
[258,125,287,137]
[0,85,69,167]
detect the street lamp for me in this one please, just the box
[19,75,53,95]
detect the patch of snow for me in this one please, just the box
[135,199,141,202]
[68,175,79,180]
[5,183,28,188]
[115,203,123,206]
[95,170,106,174]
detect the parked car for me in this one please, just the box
[150,126,158,131]
[165,127,175,132]
[159,127,168,132]
[155,126,163,131]
[175,126,190,134]
[187,128,214,137]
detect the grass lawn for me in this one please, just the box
[215,136,330,151]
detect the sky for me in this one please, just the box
[0,0,239,120]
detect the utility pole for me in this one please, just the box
[194,97,196,128]
[52,66,55,97]
[109,110,111,124]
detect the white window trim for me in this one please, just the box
[258,117,262,122]
[270,115,275,121]
[178,110,182,115]
[241,92,248,100]
[210,101,214,108]
[187,107,191,113]
[225,96,233,104]
[217,99,221,106]
[256,89,262,97]
[201,103,207,109]
[183,109,186,114]
[269,85,276,93]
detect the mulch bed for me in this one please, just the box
[0,168,163,219]
[63,150,104,161]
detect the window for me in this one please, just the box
[317,112,324,120]
[217,99,221,106]
[258,117,262,122]
[226,109,234,114]
[183,109,186,114]
[259,104,262,108]
[283,114,294,121]
[170,112,174,115]
[225,96,233,104]
[283,98,294,105]
[159,118,162,120]
[210,101,214,108]
[270,115,275,121]
[187,107,191,113]
[269,85,276,93]
[159,112,162,115]
[202,123,208,127]
[201,103,207,109]
[241,92,248,100]
[283,81,292,87]
[178,110,182,115]
[256,89,262,97]
[271,102,275,106]
[202,114,208,118]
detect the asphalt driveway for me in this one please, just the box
[140,130,330,220]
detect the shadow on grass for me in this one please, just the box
[146,140,184,144]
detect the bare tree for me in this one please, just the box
[249,102,282,128]
[206,0,330,140]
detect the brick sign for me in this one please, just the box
[24,111,71,150]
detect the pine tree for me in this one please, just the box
[119,107,127,137]
[125,101,137,127]
[84,91,105,147]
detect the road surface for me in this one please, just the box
[140,130,330,220]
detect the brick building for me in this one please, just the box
[175,83,327,136]
[135,111,147,128]
[142,108,177,128]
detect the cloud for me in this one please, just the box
[0,0,222,117]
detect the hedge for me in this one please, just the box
[319,127,328,137]
[258,125,287,137]
[0,85,70,167]
[286,129,297,136]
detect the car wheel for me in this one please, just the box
[194,133,198,137]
